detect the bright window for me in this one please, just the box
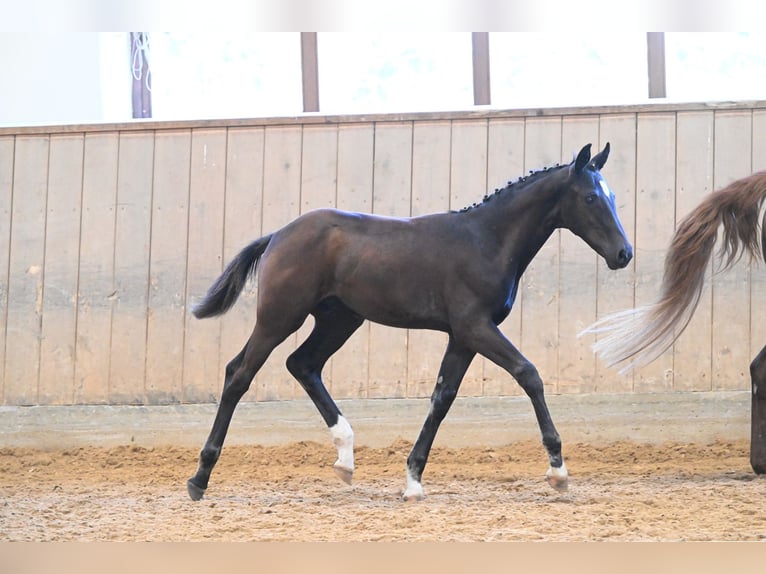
[149,32,302,120]
[665,32,766,102]
[317,33,474,114]
[489,33,650,109]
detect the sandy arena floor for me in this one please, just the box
[1,437,764,541]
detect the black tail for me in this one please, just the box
[192,234,273,319]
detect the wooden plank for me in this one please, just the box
[520,117,562,394]
[594,113,637,393]
[145,130,191,404]
[74,132,118,404]
[483,118,525,397]
[711,110,752,391]
[109,131,155,404]
[0,136,14,403]
[558,117,600,393]
[407,121,451,398]
[38,134,84,404]
[634,113,677,393]
[4,136,49,405]
[672,111,715,391]
[218,127,265,402]
[183,128,227,403]
[368,121,412,399]
[449,119,489,396]
[297,125,338,396]
[332,123,374,399]
[256,125,303,401]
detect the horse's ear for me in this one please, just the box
[590,142,610,171]
[574,143,592,174]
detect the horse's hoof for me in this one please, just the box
[402,491,426,502]
[546,475,569,492]
[333,463,353,485]
[187,479,206,501]
[545,464,569,492]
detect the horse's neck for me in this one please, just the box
[471,179,562,272]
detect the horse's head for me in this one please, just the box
[559,143,633,270]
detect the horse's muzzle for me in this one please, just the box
[611,245,633,269]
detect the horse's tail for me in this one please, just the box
[582,171,766,374]
[192,234,273,319]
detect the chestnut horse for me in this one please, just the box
[187,142,633,501]
[583,171,766,473]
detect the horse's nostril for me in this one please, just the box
[617,248,632,266]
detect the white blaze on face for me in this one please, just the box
[599,178,616,203]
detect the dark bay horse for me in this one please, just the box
[187,142,633,502]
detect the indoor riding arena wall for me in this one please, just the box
[2,101,766,407]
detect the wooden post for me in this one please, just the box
[472,32,491,106]
[646,32,666,99]
[301,32,319,112]
[130,32,152,119]
[750,346,766,473]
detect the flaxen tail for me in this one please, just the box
[192,234,273,319]
[582,171,766,374]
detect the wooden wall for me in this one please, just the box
[1,102,765,406]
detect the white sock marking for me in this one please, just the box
[330,415,354,472]
[403,467,425,500]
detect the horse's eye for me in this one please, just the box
[585,194,597,204]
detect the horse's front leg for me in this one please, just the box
[461,320,568,492]
[404,338,475,501]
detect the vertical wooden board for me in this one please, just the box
[407,121,451,398]
[594,113,637,393]
[183,129,226,403]
[332,123,374,399]
[218,127,264,401]
[145,130,191,404]
[368,122,412,399]
[295,125,339,396]
[673,111,715,391]
[750,110,766,365]
[449,120,488,396]
[110,131,154,404]
[39,134,84,404]
[0,136,15,402]
[4,136,48,405]
[558,118,600,394]
[484,118,525,396]
[520,117,562,394]
[75,132,118,404]
[634,113,676,393]
[256,125,303,401]
[712,111,752,391]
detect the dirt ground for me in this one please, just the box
[1,436,764,541]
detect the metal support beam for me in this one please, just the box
[301,32,320,112]
[647,32,667,99]
[472,32,491,106]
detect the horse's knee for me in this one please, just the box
[286,351,317,382]
[513,363,544,396]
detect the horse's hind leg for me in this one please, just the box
[187,325,292,501]
[286,298,364,485]
[404,338,475,501]
[750,345,766,474]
